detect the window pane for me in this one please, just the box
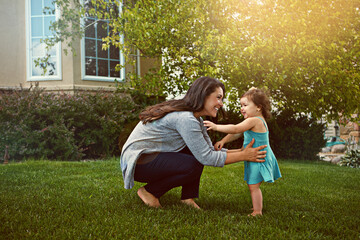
[32,37,56,58]
[85,39,96,57]
[109,45,119,60]
[98,59,108,76]
[47,45,57,56]
[31,0,43,15]
[84,18,95,38]
[32,60,43,76]
[47,58,57,76]
[85,58,96,75]
[32,38,45,57]
[97,20,108,38]
[44,0,55,13]
[31,17,43,37]
[110,60,120,77]
[97,40,108,59]
[31,58,57,76]
[44,16,55,36]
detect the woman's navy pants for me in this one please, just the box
[134,147,204,200]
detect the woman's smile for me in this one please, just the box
[195,87,224,118]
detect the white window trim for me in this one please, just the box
[25,0,62,81]
[81,1,125,82]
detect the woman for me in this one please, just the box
[120,77,267,209]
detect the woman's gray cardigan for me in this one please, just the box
[120,111,227,189]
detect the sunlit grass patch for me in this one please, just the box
[1,159,359,239]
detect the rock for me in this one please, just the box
[321,156,332,162]
[331,155,343,164]
[331,144,346,153]
[321,147,332,153]
[350,131,360,137]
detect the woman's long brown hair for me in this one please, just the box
[139,77,226,124]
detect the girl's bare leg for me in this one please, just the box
[181,198,201,209]
[137,187,162,208]
[248,182,263,216]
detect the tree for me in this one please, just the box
[46,0,360,121]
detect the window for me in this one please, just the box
[26,0,61,81]
[81,0,125,82]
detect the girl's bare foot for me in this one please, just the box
[181,199,201,209]
[248,211,262,217]
[137,187,161,208]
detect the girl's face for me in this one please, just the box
[240,96,261,119]
[195,87,224,118]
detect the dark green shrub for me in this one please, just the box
[267,110,326,160]
[115,84,167,151]
[0,86,141,161]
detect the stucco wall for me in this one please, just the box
[0,0,27,88]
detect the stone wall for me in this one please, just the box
[340,120,360,145]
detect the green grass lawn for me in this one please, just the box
[0,159,359,239]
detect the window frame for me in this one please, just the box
[25,0,62,81]
[80,0,125,82]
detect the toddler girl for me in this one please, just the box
[204,87,281,216]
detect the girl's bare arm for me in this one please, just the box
[204,118,257,134]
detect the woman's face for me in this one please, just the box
[195,87,224,118]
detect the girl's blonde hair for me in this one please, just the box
[242,88,271,119]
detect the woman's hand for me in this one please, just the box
[242,138,266,162]
[203,120,217,131]
[224,138,266,165]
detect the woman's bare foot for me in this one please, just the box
[181,199,201,209]
[137,187,161,208]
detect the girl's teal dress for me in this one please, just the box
[243,117,282,184]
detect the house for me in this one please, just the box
[0,0,158,93]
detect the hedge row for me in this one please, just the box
[0,86,326,161]
[0,87,141,161]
